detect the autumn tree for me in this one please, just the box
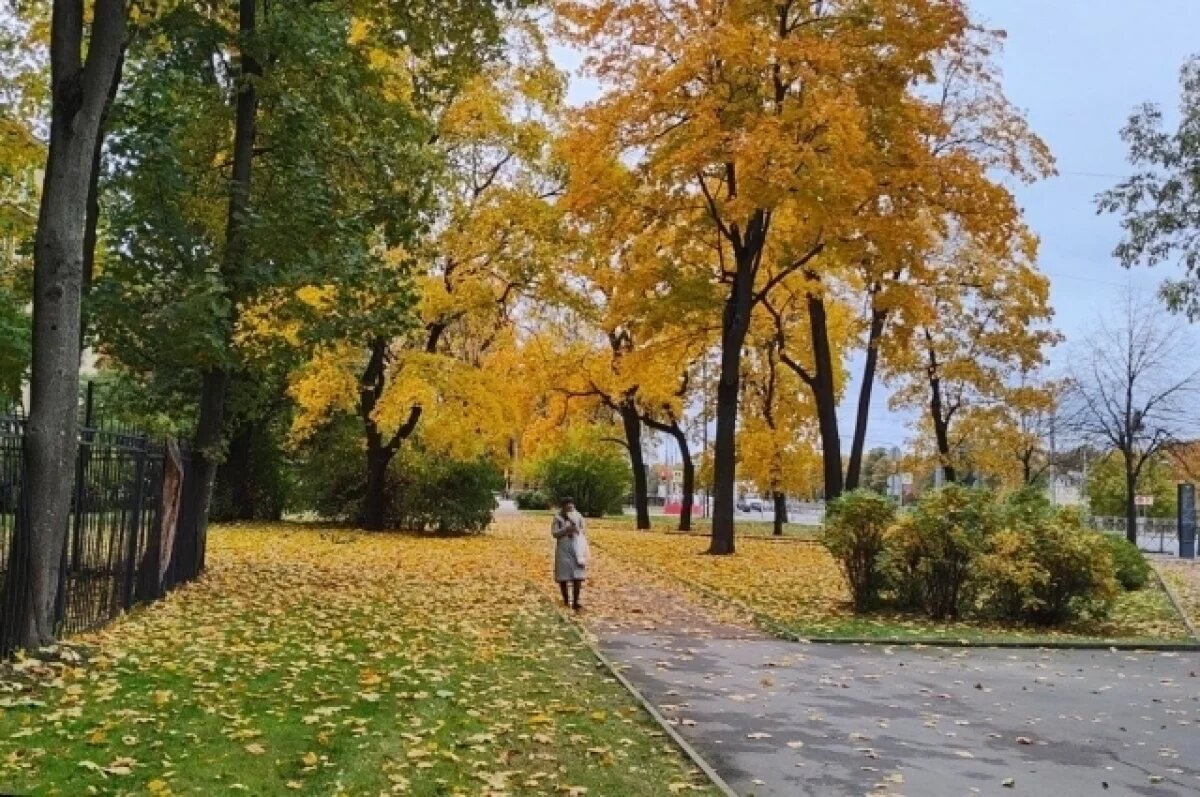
[739,319,821,535]
[549,156,716,530]
[760,29,1052,503]
[1065,292,1200,543]
[888,232,1058,484]
[288,30,563,529]
[960,371,1061,488]
[558,0,979,554]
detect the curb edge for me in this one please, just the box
[552,608,740,797]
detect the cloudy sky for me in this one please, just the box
[558,0,1200,455]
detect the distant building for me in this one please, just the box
[1048,471,1084,507]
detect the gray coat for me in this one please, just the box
[552,511,587,582]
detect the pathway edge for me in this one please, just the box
[1152,563,1200,642]
[553,608,741,797]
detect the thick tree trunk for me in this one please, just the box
[180,368,227,576]
[214,421,256,521]
[6,0,128,651]
[711,252,757,555]
[362,431,393,531]
[773,491,787,536]
[807,294,844,499]
[1124,457,1138,545]
[846,306,887,491]
[620,400,651,530]
[182,0,260,568]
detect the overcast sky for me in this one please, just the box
[558,0,1200,457]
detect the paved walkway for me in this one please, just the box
[594,609,1200,796]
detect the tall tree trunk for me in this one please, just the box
[807,293,844,499]
[675,426,695,532]
[772,490,787,536]
[846,305,887,491]
[213,421,256,521]
[179,368,228,575]
[928,374,957,485]
[80,47,124,353]
[357,335,426,531]
[362,427,393,531]
[710,249,757,555]
[181,0,260,571]
[620,399,651,530]
[1124,455,1138,545]
[6,0,127,651]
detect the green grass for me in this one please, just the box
[0,525,719,796]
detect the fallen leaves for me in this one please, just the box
[0,521,719,796]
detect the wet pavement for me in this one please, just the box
[598,629,1200,796]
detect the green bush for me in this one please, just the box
[822,490,896,612]
[533,436,630,518]
[886,485,998,620]
[976,519,1118,625]
[515,490,551,510]
[1099,534,1151,591]
[296,420,502,534]
[386,449,502,535]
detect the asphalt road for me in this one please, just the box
[599,630,1200,796]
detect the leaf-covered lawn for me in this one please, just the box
[585,523,1195,644]
[0,524,717,796]
[1158,561,1200,637]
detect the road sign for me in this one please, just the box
[1135,495,1154,507]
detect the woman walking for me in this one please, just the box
[551,497,588,611]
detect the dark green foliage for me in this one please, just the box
[888,486,998,619]
[515,490,551,510]
[1100,56,1200,318]
[386,451,503,536]
[534,440,630,518]
[1100,535,1151,591]
[209,422,294,522]
[822,490,896,612]
[297,420,501,534]
[0,286,28,404]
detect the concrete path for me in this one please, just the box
[597,626,1200,796]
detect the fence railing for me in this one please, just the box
[0,415,201,654]
[1090,516,1178,555]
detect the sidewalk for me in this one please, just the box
[582,550,1200,796]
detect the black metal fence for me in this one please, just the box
[0,412,201,654]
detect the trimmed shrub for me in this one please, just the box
[533,439,630,518]
[386,450,502,535]
[515,490,551,510]
[887,485,998,620]
[295,421,502,534]
[823,490,896,612]
[976,519,1118,625]
[1100,534,1151,591]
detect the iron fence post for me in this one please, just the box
[122,435,148,610]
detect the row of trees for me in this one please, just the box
[6,0,1200,647]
